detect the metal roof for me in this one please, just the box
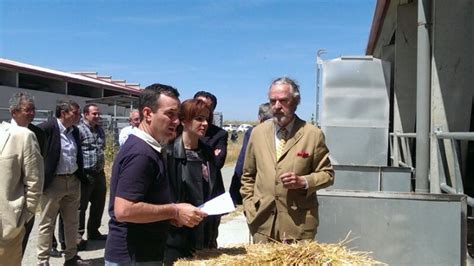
[0,58,142,95]
[85,95,138,108]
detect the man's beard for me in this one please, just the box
[159,131,177,146]
[273,114,292,126]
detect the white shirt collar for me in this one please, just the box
[57,118,70,134]
[10,119,19,127]
[131,127,163,153]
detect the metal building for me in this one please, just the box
[0,58,141,122]
[316,1,473,264]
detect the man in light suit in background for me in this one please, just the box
[240,77,334,243]
[7,91,46,257]
[0,120,44,265]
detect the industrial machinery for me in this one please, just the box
[315,56,469,265]
[313,1,473,264]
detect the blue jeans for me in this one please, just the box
[105,260,163,266]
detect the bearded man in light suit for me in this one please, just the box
[240,77,334,243]
[0,121,44,265]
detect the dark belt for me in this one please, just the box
[84,168,103,175]
[56,173,75,177]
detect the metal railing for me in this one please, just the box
[390,130,474,207]
[435,131,474,207]
[389,131,416,169]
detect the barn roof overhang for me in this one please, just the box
[0,58,142,96]
[366,0,391,55]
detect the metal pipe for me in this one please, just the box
[435,132,474,141]
[315,49,326,128]
[390,135,399,166]
[440,183,474,207]
[391,132,417,138]
[415,0,431,193]
[398,161,414,169]
[377,168,382,191]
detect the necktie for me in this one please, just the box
[276,128,288,160]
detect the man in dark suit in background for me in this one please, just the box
[193,91,228,169]
[229,102,272,205]
[36,99,89,266]
[8,92,46,256]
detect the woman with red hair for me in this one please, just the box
[164,99,225,264]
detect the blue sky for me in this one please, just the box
[1,0,375,121]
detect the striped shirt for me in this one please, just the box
[77,120,105,170]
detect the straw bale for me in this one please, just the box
[174,240,385,265]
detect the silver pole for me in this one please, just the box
[415,0,431,193]
[316,49,326,128]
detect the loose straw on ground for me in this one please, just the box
[174,235,385,266]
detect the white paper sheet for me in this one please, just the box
[199,192,235,215]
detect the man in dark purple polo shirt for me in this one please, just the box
[105,84,207,265]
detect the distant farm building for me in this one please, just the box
[0,58,141,123]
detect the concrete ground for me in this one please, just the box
[22,166,249,265]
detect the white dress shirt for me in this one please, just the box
[119,125,134,146]
[55,119,78,175]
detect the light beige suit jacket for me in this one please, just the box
[0,121,44,240]
[240,116,334,241]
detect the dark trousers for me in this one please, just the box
[163,216,220,265]
[22,217,35,256]
[79,169,106,238]
[164,246,192,265]
[229,173,243,205]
